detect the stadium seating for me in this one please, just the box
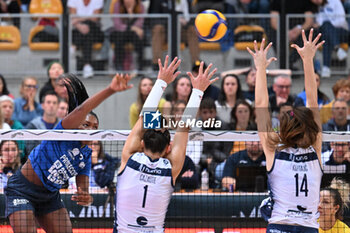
[28,25,59,51]
[29,0,63,16]
[0,25,21,50]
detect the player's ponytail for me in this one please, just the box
[58,73,89,113]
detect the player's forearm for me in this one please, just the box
[140,79,167,115]
[303,59,318,108]
[255,67,269,107]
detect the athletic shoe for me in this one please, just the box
[83,64,94,79]
[321,66,331,78]
[337,48,347,61]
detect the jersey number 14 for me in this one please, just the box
[294,173,308,197]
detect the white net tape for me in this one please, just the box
[0,130,348,141]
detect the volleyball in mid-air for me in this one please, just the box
[195,9,227,42]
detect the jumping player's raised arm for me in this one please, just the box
[120,56,181,172]
[247,39,277,170]
[291,29,324,157]
[168,62,218,182]
[62,73,132,129]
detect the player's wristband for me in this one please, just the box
[181,88,204,121]
[140,79,167,116]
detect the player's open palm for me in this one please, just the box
[157,55,181,84]
[187,62,218,92]
[109,73,133,92]
[247,38,276,70]
[291,28,324,61]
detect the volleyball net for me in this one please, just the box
[0,130,349,233]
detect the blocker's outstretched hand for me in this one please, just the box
[187,61,218,92]
[109,73,133,93]
[157,55,182,84]
[291,28,324,61]
[247,38,277,70]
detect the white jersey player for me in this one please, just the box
[114,56,218,233]
[247,29,324,233]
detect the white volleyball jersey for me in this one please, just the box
[115,152,174,233]
[268,147,323,228]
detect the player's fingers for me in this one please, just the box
[164,55,169,68]
[158,58,163,71]
[264,42,273,53]
[187,72,195,83]
[312,32,322,45]
[247,47,255,56]
[173,71,181,80]
[169,56,178,69]
[260,38,265,51]
[301,29,307,43]
[316,40,325,50]
[209,77,219,85]
[308,28,314,42]
[208,68,217,80]
[267,57,277,66]
[173,58,181,71]
[199,61,204,75]
[204,63,213,77]
[290,44,300,50]
[253,40,258,52]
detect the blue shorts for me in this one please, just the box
[5,170,65,217]
[267,224,318,233]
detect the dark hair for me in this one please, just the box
[0,140,20,171]
[217,74,243,106]
[93,141,106,160]
[199,97,216,111]
[171,76,192,103]
[47,61,64,78]
[270,107,319,149]
[0,74,10,95]
[143,129,170,154]
[322,187,344,220]
[88,111,99,125]
[230,99,254,125]
[58,73,89,114]
[41,90,59,103]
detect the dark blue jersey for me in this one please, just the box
[29,121,92,192]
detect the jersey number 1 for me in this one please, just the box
[294,173,308,197]
[142,185,148,208]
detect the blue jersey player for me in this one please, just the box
[5,73,132,233]
[247,30,324,233]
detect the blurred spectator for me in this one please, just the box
[56,98,68,119]
[221,141,265,191]
[271,103,293,131]
[25,91,59,154]
[269,75,295,117]
[322,99,350,131]
[221,68,292,103]
[0,74,14,98]
[269,0,317,69]
[39,62,64,103]
[110,0,145,70]
[192,61,220,101]
[0,141,21,189]
[13,77,43,127]
[215,74,244,124]
[149,0,200,70]
[163,76,192,120]
[199,98,232,188]
[322,142,350,173]
[170,100,202,169]
[320,79,350,124]
[54,78,69,101]
[229,99,256,154]
[0,96,25,163]
[90,141,120,188]
[68,0,104,78]
[294,71,330,107]
[129,77,166,128]
[0,0,20,28]
[312,0,349,78]
[0,106,11,130]
[175,155,199,190]
[192,0,225,13]
[319,178,350,232]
